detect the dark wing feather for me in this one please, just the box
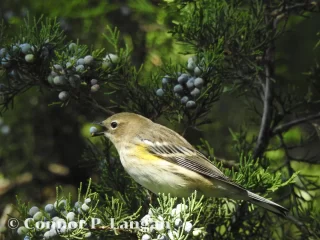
[145,141,244,190]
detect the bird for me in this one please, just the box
[92,112,288,217]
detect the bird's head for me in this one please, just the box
[92,112,152,147]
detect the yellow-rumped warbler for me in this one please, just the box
[92,112,288,216]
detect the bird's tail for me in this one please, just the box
[247,191,288,217]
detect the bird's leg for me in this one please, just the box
[146,190,156,206]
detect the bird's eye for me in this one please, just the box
[110,121,118,129]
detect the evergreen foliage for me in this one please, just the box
[0,0,320,239]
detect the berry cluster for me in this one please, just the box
[47,45,119,102]
[139,204,204,240]
[17,198,93,240]
[0,43,36,68]
[156,57,205,109]
[1,42,120,102]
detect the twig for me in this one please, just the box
[83,97,115,116]
[272,112,320,135]
[253,0,276,159]
[253,55,274,159]
[271,1,320,16]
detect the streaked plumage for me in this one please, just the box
[94,112,288,217]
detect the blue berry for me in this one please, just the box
[68,43,77,51]
[1,125,10,135]
[81,203,90,212]
[173,84,184,94]
[77,58,85,65]
[28,206,39,217]
[76,65,85,72]
[77,207,82,214]
[194,66,202,76]
[90,79,98,85]
[188,56,196,63]
[20,43,32,54]
[53,64,63,71]
[90,127,98,134]
[177,73,189,84]
[91,84,100,92]
[25,54,35,63]
[45,204,54,213]
[184,221,193,233]
[0,48,6,58]
[33,212,44,221]
[193,229,202,236]
[43,231,51,239]
[47,76,54,85]
[156,88,164,97]
[162,76,170,85]
[141,234,152,240]
[157,235,168,240]
[74,201,82,208]
[190,88,201,97]
[187,61,196,70]
[12,45,19,53]
[53,76,67,85]
[24,236,31,240]
[174,218,182,228]
[85,198,91,204]
[58,91,69,101]
[181,96,189,104]
[104,53,119,63]
[49,229,57,237]
[65,62,72,68]
[186,101,196,109]
[101,61,111,69]
[1,57,11,67]
[84,55,94,65]
[186,78,195,90]
[17,226,28,236]
[66,212,76,221]
[176,203,188,212]
[194,78,204,88]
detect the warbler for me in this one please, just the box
[92,112,288,217]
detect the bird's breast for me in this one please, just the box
[118,146,203,197]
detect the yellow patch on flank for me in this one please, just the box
[132,144,162,162]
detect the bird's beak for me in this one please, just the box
[91,121,106,137]
[91,131,105,137]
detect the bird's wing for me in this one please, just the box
[142,139,244,190]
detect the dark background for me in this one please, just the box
[0,0,319,239]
